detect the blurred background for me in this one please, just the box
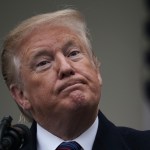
[0,0,150,130]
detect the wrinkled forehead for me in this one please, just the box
[17,24,89,57]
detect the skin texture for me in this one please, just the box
[10,25,102,140]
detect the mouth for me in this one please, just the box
[58,79,87,94]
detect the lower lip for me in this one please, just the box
[61,83,83,93]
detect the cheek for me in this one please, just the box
[79,59,101,83]
[21,71,56,99]
[23,78,56,113]
[22,66,49,85]
[81,60,102,92]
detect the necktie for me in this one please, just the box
[56,141,82,150]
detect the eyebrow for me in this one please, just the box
[31,40,76,60]
[32,50,51,60]
[62,41,75,52]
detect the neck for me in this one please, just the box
[38,109,98,140]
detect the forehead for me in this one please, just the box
[18,24,83,55]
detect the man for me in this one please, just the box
[1,9,150,150]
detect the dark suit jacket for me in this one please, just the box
[21,111,150,150]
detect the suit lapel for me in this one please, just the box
[92,111,131,150]
[20,121,37,150]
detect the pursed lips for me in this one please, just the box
[58,79,87,94]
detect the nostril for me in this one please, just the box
[59,69,75,79]
[70,70,75,75]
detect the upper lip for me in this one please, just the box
[57,78,87,94]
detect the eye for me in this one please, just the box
[35,60,51,71]
[68,50,81,59]
[69,51,80,57]
[36,60,50,67]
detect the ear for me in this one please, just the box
[97,73,102,86]
[10,84,31,110]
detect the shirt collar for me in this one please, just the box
[74,116,98,150]
[37,116,98,150]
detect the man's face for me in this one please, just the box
[17,25,102,124]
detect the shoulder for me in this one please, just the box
[97,111,150,150]
[118,127,150,149]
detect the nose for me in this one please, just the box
[56,54,75,79]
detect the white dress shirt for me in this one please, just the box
[37,116,98,150]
